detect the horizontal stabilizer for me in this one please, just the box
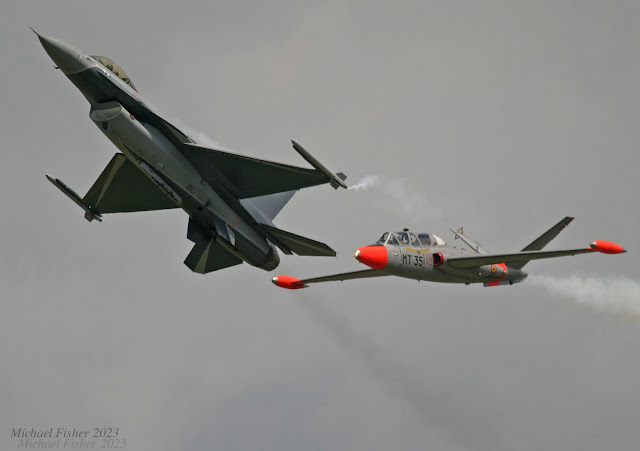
[521,217,574,252]
[82,153,179,214]
[261,224,336,256]
[184,237,243,274]
[180,143,330,199]
[511,216,574,269]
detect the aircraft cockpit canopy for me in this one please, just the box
[92,56,137,92]
[376,231,446,247]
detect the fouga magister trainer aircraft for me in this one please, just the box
[272,217,626,289]
[34,31,348,274]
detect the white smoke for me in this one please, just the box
[348,175,382,191]
[348,174,445,220]
[529,274,640,318]
[162,116,225,149]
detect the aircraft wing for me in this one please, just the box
[139,110,347,197]
[47,153,179,221]
[83,153,179,213]
[178,142,345,199]
[446,247,605,269]
[273,269,389,289]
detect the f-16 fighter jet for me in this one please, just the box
[34,31,347,274]
[272,217,626,288]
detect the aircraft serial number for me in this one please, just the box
[401,254,424,266]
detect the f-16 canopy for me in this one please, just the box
[92,55,137,91]
[376,231,446,247]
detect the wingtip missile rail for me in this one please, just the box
[291,140,348,189]
[45,174,102,222]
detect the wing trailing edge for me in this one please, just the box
[272,269,389,289]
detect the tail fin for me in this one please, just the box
[185,217,243,273]
[184,237,243,274]
[511,216,574,269]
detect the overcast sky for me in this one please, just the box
[2,1,639,450]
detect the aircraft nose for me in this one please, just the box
[354,246,388,270]
[33,30,88,74]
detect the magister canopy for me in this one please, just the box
[375,231,446,247]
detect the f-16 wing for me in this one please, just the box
[446,241,626,269]
[46,153,179,222]
[272,269,389,289]
[178,141,347,199]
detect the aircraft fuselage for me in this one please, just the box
[357,244,528,286]
[37,33,280,271]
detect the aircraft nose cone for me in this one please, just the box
[354,246,388,270]
[35,32,87,74]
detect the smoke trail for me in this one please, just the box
[529,274,640,317]
[348,175,381,191]
[296,295,500,451]
[163,116,225,149]
[348,175,445,220]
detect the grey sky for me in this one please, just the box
[1,1,639,450]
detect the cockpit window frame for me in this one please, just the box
[418,233,431,246]
[386,234,400,246]
[397,232,410,245]
[91,55,138,92]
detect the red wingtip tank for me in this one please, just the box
[589,240,627,254]
[272,275,305,289]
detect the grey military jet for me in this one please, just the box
[34,31,347,274]
[272,217,626,288]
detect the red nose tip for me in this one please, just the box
[590,240,627,254]
[272,275,305,289]
[354,246,388,270]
